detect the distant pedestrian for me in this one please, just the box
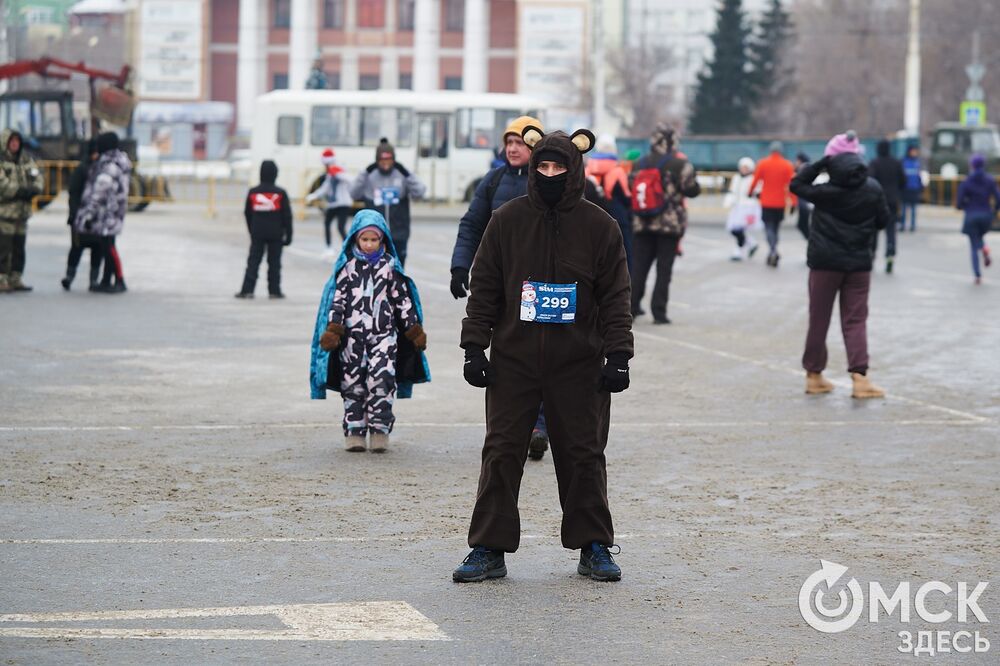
[586,134,633,271]
[235,160,292,299]
[630,123,700,324]
[868,139,906,273]
[900,144,923,232]
[73,132,130,294]
[350,138,426,266]
[794,153,813,240]
[955,153,999,285]
[305,148,354,257]
[723,157,761,261]
[62,140,104,291]
[791,132,892,399]
[310,210,430,453]
[0,128,44,293]
[748,141,796,267]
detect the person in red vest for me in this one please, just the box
[749,141,797,267]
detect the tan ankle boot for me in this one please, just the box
[851,373,885,399]
[369,432,389,453]
[344,435,366,452]
[805,372,834,394]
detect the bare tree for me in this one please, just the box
[606,46,681,136]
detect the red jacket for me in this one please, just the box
[749,153,797,209]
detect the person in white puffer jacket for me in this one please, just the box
[723,157,762,261]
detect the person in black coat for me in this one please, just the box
[790,145,892,400]
[867,140,906,272]
[61,140,105,291]
[236,160,293,299]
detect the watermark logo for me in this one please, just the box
[798,559,865,633]
[798,560,992,656]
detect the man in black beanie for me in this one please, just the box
[350,138,426,265]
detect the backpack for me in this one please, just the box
[630,155,671,217]
[484,166,505,210]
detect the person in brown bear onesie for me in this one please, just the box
[452,126,634,583]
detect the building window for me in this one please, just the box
[273,0,291,28]
[273,73,289,90]
[323,0,344,28]
[359,74,381,90]
[398,0,414,30]
[444,0,464,31]
[357,0,385,27]
[398,73,412,90]
[444,76,462,90]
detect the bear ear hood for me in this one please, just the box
[524,128,596,211]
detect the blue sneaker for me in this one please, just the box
[453,546,507,582]
[578,542,622,581]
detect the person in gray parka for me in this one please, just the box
[349,138,426,266]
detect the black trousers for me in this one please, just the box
[631,232,679,320]
[241,237,283,294]
[11,233,26,274]
[323,206,352,246]
[66,231,104,284]
[468,357,613,552]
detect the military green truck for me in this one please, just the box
[928,122,1000,176]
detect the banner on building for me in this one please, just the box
[138,0,203,100]
[516,1,588,110]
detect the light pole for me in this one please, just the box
[903,0,921,137]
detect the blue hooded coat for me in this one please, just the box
[310,209,431,399]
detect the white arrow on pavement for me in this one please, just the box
[0,602,449,641]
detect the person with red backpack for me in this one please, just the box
[630,124,700,324]
[585,134,633,271]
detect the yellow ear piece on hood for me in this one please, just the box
[521,125,544,149]
[570,129,596,154]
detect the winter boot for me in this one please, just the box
[805,372,834,395]
[886,257,894,274]
[9,272,32,292]
[453,546,506,583]
[528,430,548,460]
[984,246,992,268]
[369,432,389,453]
[88,263,101,292]
[0,274,11,294]
[578,542,622,581]
[344,435,366,452]
[851,373,885,399]
[61,266,77,291]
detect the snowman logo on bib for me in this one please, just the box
[520,282,538,322]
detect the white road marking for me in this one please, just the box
[633,329,992,424]
[0,418,984,433]
[0,602,449,641]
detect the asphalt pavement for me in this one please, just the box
[1,197,998,664]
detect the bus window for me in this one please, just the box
[456,108,522,149]
[361,107,414,147]
[277,116,303,145]
[311,105,360,146]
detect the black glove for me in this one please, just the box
[15,187,36,201]
[463,347,493,388]
[598,353,630,393]
[283,234,292,246]
[450,267,470,299]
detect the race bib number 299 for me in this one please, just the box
[519,281,577,324]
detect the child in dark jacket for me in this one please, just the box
[236,160,292,299]
[313,210,429,453]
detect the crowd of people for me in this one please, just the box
[2,116,997,584]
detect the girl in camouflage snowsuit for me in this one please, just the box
[316,211,428,452]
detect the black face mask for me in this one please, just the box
[535,171,568,208]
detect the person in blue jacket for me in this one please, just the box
[900,144,923,232]
[956,153,1000,284]
[310,210,431,452]
[450,115,552,461]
